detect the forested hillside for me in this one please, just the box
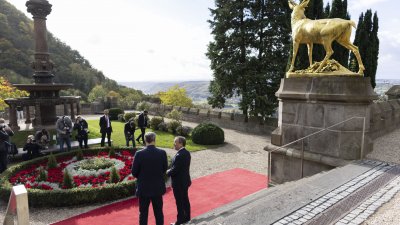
[0,0,139,102]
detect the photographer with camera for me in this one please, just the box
[22,135,41,160]
[74,115,89,149]
[0,118,14,173]
[56,115,72,152]
[124,119,136,147]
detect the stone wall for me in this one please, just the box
[370,99,400,139]
[145,103,277,135]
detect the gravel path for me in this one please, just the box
[363,128,400,225]
[0,119,270,224]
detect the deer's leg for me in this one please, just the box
[317,41,333,72]
[289,42,300,72]
[337,39,365,75]
[307,43,313,67]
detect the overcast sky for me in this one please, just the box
[9,0,400,82]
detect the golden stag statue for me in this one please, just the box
[287,0,365,75]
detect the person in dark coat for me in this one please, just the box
[35,128,50,149]
[136,110,148,145]
[99,109,112,147]
[74,115,89,149]
[0,118,14,173]
[167,136,192,225]
[132,132,168,225]
[124,120,136,147]
[22,135,41,160]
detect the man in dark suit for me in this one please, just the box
[124,120,136,147]
[136,110,148,145]
[99,109,112,147]
[167,136,192,225]
[132,132,168,225]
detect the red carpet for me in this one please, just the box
[53,168,267,225]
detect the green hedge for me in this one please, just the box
[109,108,124,120]
[192,123,224,145]
[0,147,137,207]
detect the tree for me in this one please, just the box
[87,85,108,102]
[207,0,291,121]
[0,76,29,111]
[157,85,193,107]
[329,0,350,67]
[350,10,379,88]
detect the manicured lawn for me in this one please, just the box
[86,120,207,151]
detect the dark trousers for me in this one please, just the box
[139,195,164,225]
[78,134,88,149]
[136,128,146,143]
[0,151,8,173]
[172,184,191,224]
[125,135,136,147]
[100,130,111,147]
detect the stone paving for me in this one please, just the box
[271,160,400,225]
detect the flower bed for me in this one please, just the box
[0,147,137,207]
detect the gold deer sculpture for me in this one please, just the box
[287,0,365,75]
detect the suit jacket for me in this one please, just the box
[56,116,73,138]
[167,148,191,188]
[99,115,112,133]
[132,145,168,197]
[124,122,136,136]
[137,113,147,128]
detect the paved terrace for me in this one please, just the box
[0,115,399,224]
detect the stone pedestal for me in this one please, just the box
[269,76,377,183]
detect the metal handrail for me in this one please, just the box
[267,116,366,184]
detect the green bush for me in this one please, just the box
[167,120,182,134]
[158,122,168,132]
[47,153,57,169]
[124,112,136,122]
[76,149,84,161]
[176,125,192,137]
[0,147,137,207]
[109,108,124,120]
[62,170,73,189]
[192,123,224,145]
[37,167,47,182]
[166,109,182,121]
[150,116,164,130]
[108,148,116,157]
[118,114,125,122]
[109,166,120,183]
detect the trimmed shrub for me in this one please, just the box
[192,123,224,145]
[76,149,84,161]
[108,148,116,157]
[167,120,182,134]
[166,109,182,121]
[158,122,168,132]
[62,170,73,189]
[109,166,120,183]
[176,126,192,137]
[124,112,136,122]
[150,116,164,130]
[37,167,47,182]
[47,153,57,169]
[109,108,124,120]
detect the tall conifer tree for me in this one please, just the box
[329,0,350,67]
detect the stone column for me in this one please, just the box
[25,106,31,124]
[76,100,81,115]
[63,103,68,115]
[34,103,42,126]
[70,103,75,120]
[8,104,19,131]
[26,0,54,84]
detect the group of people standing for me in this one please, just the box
[132,133,192,225]
[99,109,149,148]
[56,115,89,151]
